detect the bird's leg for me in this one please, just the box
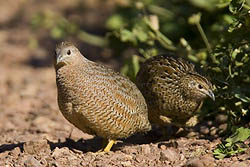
[103,139,116,152]
[161,125,180,140]
[94,139,115,153]
[160,126,173,140]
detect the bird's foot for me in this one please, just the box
[103,139,116,152]
[91,139,117,154]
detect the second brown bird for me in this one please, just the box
[136,54,214,128]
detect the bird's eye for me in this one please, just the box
[198,84,203,89]
[67,50,71,55]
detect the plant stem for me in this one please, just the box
[77,30,108,48]
[196,22,212,53]
[243,4,250,10]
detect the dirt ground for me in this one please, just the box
[0,0,249,166]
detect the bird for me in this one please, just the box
[54,42,151,152]
[136,54,214,130]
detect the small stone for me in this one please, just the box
[141,144,151,154]
[186,158,204,167]
[52,147,70,159]
[159,144,167,150]
[80,161,87,166]
[49,161,60,167]
[210,127,217,136]
[207,121,213,126]
[10,147,21,157]
[218,123,227,132]
[215,114,228,123]
[159,148,179,162]
[187,131,198,138]
[135,155,145,163]
[24,156,41,167]
[122,147,137,154]
[229,161,248,167]
[231,156,238,161]
[120,161,131,167]
[40,158,48,166]
[200,155,215,167]
[23,138,50,155]
[123,154,133,161]
[200,126,209,135]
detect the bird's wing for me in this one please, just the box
[81,62,148,116]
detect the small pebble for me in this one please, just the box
[23,139,50,155]
[186,158,204,167]
[200,126,209,135]
[159,144,167,150]
[229,161,248,167]
[120,161,131,167]
[10,147,21,157]
[218,123,227,132]
[141,144,151,154]
[24,156,41,167]
[210,127,217,136]
[215,114,228,123]
[200,155,215,167]
[159,148,179,162]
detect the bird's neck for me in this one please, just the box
[180,94,203,114]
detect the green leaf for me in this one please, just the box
[132,55,140,76]
[120,55,140,81]
[50,26,65,39]
[120,29,137,44]
[229,0,246,14]
[132,26,148,42]
[213,127,250,159]
[189,0,218,11]
[106,14,126,30]
[213,144,228,159]
[225,127,250,146]
[228,19,242,32]
[234,94,250,103]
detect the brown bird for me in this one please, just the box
[54,42,151,152]
[136,54,214,129]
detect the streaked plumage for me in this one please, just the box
[136,54,214,127]
[54,42,151,152]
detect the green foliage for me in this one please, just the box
[229,0,246,14]
[106,0,250,127]
[207,41,250,124]
[213,127,250,159]
[31,11,107,47]
[120,55,140,82]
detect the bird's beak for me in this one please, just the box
[57,54,63,63]
[56,54,66,67]
[207,90,215,101]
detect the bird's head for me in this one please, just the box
[54,42,83,69]
[180,73,215,102]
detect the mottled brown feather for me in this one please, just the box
[136,54,213,127]
[55,42,151,141]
